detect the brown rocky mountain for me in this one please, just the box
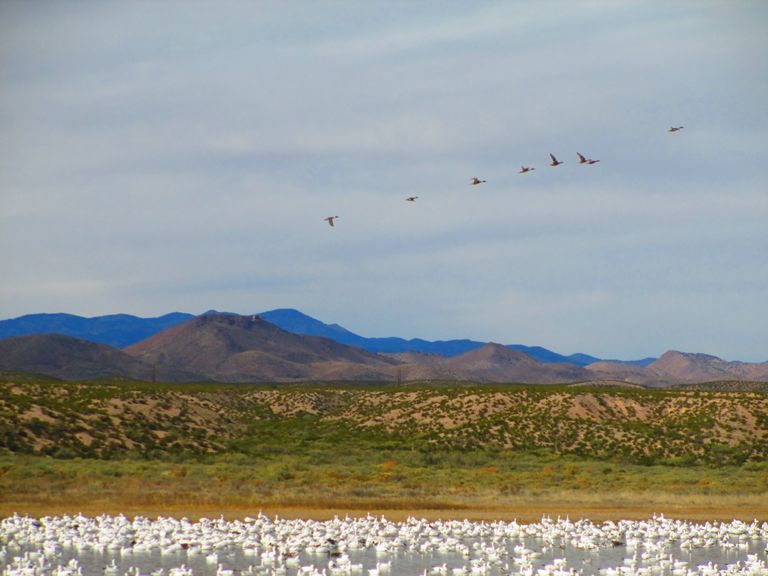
[587,350,768,385]
[0,333,196,382]
[443,343,590,383]
[124,313,399,382]
[387,351,464,381]
[390,343,591,383]
[647,351,768,382]
[585,360,651,383]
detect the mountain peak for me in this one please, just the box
[440,342,589,383]
[125,313,394,382]
[448,342,542,370]
[259,308,355,337]
[659,350,722,361]
[651,350,725,370]
[645,350,768,383]
[474,342,533,360]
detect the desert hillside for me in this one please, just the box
[1,375,766,466]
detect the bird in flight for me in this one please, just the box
[577,152,600,165]
[471,177,486,185]
[549,153,563,167]
[668,126,684,132]
[405,196,419,202]
[324,216,339,227]
[519,166,535,174]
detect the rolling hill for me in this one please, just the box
[0,333,195,382]
[2,375,767,465]
[646,351,768,383]
[586,351,768,385]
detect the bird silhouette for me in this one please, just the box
[324,216,339,227]
[471,177,486,185]
[405,196,418,202]
[577,152,600,164]
[519,166,535,173]
[668,126,684,132]
[549,153,563,167]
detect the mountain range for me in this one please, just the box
[0,312,192,349]
[1,312,766,385]
[0,308,653,366]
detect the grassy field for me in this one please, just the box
[2,374,768,520]
[2,451,768,521]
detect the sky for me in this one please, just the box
[1,1,767,362]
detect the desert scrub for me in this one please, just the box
[1,377,768,465]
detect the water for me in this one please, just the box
[1,513,767,575]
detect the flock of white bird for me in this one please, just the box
[323,126,685,227]
[2,512,767,576]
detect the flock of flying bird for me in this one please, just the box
[324,126,684,227]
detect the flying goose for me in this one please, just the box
[577,152,600,164]
[519,166,535,173]
[470,177,486,185]
[549,153,563,167]
[324,216,339,227]
[668,126,684,132]
[405,196,418,202]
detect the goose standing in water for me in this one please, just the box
[2,513,768,575]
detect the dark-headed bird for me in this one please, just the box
[577,152,600,164]
[405,196,418,202]
[519,166,535,174]
[549,153,563,167]
[324,216,339,227]
[471,177,486,185]
[668,126,684,132]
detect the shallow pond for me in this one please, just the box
[1,514,767,575]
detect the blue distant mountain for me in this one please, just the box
[257,309,609,366]
[0,312,194,349]
[0,308,653,366]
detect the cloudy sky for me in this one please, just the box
[2,1,767,361]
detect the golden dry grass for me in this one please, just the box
[3,494,767,523]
